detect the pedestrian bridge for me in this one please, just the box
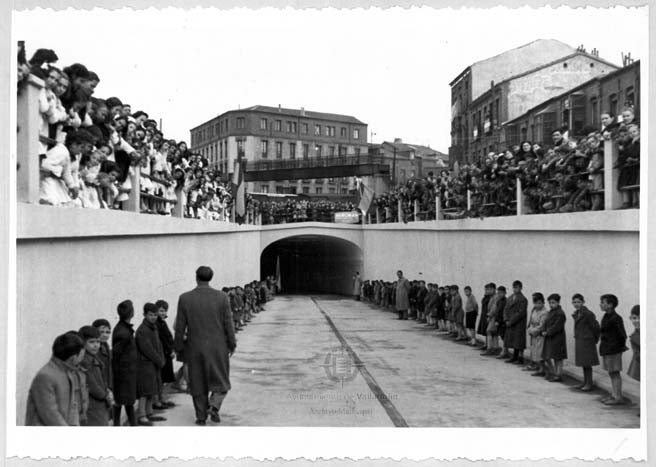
[15,202,639,422]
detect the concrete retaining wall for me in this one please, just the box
[15,204,639,422]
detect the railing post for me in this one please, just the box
[414,199,420,221]
[231,204,236,223]
[376,207,380,224]
[367,213,371,224]
[435,195,440,221]
[466,190,471,211]
[124,165,140,212]
[397,198,402,223]
[172,185,184,218]
[604,139,622,210]
[516,178,524,216]
[17,74,44,204]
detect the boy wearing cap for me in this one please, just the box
[135,303,166,426]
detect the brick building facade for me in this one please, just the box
[502,60,640,147]
[190,105,368,194]
[448,39,619,164]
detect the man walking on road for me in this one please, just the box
[174,266,236,425]
[395,270,411,320]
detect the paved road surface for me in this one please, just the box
[160,295,640,427]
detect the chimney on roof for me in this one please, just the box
[278,104,281,113]
[394,138,402,143]
[300,107,305,116]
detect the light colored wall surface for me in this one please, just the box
[15,205,638,423]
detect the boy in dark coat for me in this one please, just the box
[78,326,113,426]
[505,280,528,364]
[599,294,628,405]
[542,293,568,382]
[571,294,600,391]
[111,299,138,426]
[154,299,176,410]
[135,302,166,426]
[92,319,113,394]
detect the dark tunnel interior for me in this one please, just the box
[260,235,364,295]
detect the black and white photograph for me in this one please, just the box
[3,0,653,463]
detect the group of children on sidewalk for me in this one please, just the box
[361,278,640,407]
[25,278,274,426]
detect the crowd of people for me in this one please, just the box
[371,111,640,222]
[25,272,280,426]
[359,272,640,405]
[254,198,356,224]
[17,43,237,219]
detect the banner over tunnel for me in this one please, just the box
[261,235,364,295]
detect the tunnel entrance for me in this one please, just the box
[260,235,364,295]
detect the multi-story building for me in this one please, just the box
[369,139,449,185]
[449,39,619,164]
[189,105,368,194]
[502,60,640,146]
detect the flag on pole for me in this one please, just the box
[232,155,246,224]
[275,255,282,292]
[357,178,374,214]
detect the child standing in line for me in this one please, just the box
[154,299,176,410]
[135,302,166,426]
[542,293,567,382]
[78,326,114,426]
[571,294,600,391]
[627,305,640,382]
[111,300,138,426]
[599,294,628,405]
[92,319,113,400]
[525,293,548,374]
[464,286,479,346]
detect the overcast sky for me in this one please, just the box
[14,6,648,152]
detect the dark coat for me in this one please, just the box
[25,357,84,426]
[572,306,600,367]
[111,320,138,405]
[135,319,165,397]
[542,306,567,360]
[627,330,640,380]
[495,295,507,337]
[506,292,528,350]
[599,311,627,356]
[80,352,110,426]
[174,285,237,396]
[97,341,112,390]
[415,287,428,312]
[156,318,176,383]
[478,294,491,336]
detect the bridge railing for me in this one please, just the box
[365,138,634,224]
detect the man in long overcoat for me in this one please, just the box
[395,270,411,320]
[504,280,529,364]
[174,266,237,425]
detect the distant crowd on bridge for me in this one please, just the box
[24,271,281,426]
[357,272,640,407]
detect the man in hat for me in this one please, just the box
[174,266,236,425]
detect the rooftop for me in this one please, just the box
[242,105,365,125]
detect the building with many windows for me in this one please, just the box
[449,39,619,164]
[189,105,368,194]
[501,60,640,147]
[368,139,449,185]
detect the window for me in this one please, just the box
[353,128,360,140]
[276,186,284,194]
[590,97,599,127]
[275,120,282,131]
[276,141,283,158]
[330,126,335,137]
[609,93,618,117]
[325,126,331,136]
[289,142,296,159]
[315,144,322,157]
[355,147,361,156]
[302,144,309,159]
[329,187,336,194]
[260,185,269,193]
[237,139,244,156]
[261,139,269,158]
[625,86,635,108]
[328,146,335,156]
[302,187,310,194]
[341,188,348,194]
[571,94,586,136]
[328,178,335,184]
[339,146,347,156]
[340,127,346,138]
[260,118,268,130]
[494,98,500,125]
[315,187,323,194]
[301,123,309,134]
[315,124,321,135]
[237,117,245,129]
